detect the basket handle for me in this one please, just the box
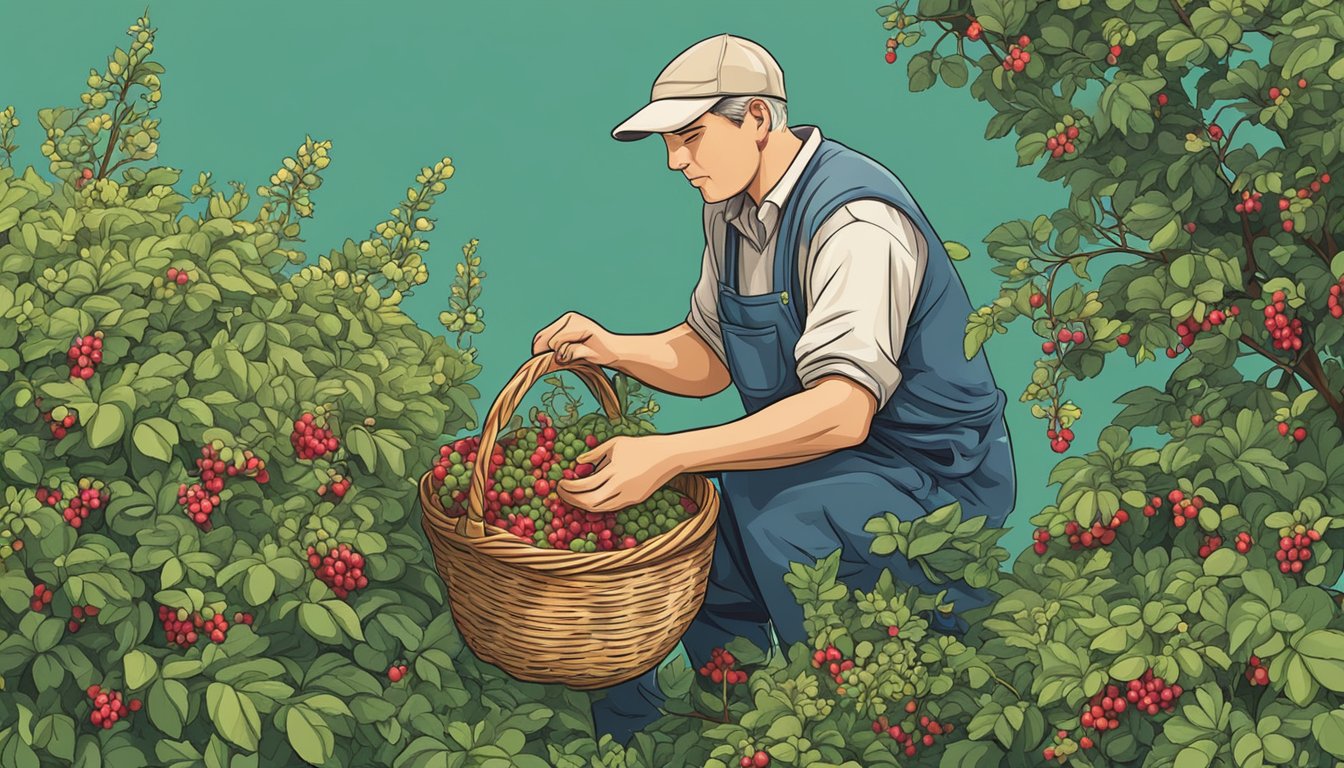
[460,351,624,538]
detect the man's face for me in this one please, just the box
[661,107,764,204]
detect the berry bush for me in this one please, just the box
[0,13,624,768]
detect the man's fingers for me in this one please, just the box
[533,313,577,354]
[558,472,608,495]
[556,341,596,364]
[574,442,611,468]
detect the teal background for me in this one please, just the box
[3,0,1201,561]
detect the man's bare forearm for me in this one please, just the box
[605,323,731,399]
[660,377,876,473]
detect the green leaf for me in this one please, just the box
[86,404,127,449]
[123,649,158,690]
[944,241,971,261]
[1312,710,1344,759]
[286,705,334,766]
[299,603,341,644]
[1202,549,1243,578]
[132,417,179,462]
[939,739,1005,766]
[324,599,365,641]
[243,565,275,606]
[347,426,377,473]
[2,450,42,485]
[205,682,262,751]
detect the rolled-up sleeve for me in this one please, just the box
[794,208,926,410]
[686,243,727,365]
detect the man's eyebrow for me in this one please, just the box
[672,123,704,135]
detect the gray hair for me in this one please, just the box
[707,95,788,132]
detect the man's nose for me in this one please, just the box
[667,147,689,172]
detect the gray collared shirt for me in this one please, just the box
[686,125,928,410]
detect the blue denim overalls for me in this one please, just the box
[591,132,1017,742]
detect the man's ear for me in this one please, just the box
[750,98,770,134]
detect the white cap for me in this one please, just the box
[611,33,786,142]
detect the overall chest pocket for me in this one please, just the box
[720,320,792,397]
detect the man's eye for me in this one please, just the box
[686,134,700,143]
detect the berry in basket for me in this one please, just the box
[428,411,700,552]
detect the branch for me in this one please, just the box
[1171,0,1194,30]
[97,76,135,179]
[1297,347,1344,427]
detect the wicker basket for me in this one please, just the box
[418,351,720,689]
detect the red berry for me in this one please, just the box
[388,666,403,682]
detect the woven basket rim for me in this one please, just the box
[419,469,719,577]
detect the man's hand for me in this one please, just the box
[532,312,618,367]
[555,435,682,513]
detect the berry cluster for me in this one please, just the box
[388,663,410,682]
[1105,44,1123,66]
[86,685,140,729]
[67,331,104,380]
[1142,495,1163,517]
[179,443,269,530]
[1046,117,1080,159]
[1279,169,1332,232]
[1263,291,1303,351]
[61,479,108,530]
[1267,78,1309,105]
[872,708,952,758]
[1234,532,1253,553]
[35,486,64,509]
[431,413,695,552]
[1045,425,1074,454]
[165,266,190,285]
[1234,190,1263,214]
[1245,655,1270,686]
[1197,534,1223,559]
[699,647,748,686]
[1042,324,1086,355]
[1275,526,1320,574]
[1081,684,1127,731]
[965,18,982,41]
[158,605,233,647]
[317,469,352,500]
[1067,510,1128,549]
[308,543,369,599]
[178,482,219,530]
[1166,305,1236,357]
[738,751,770,768]
[40,406,78,439]
[1127,671,1182,715]
[234,611,255,626]
[1275,422,1308,442]
[1043,730,1094,762]
[30,583,54,612]
[74,167,94,189]
[811,644,854,690]
[67,603,100,633]
[292,412,339,460]
[1166,489,1203,529]
[1329,276,1344,319]
[1002,35,1032,72]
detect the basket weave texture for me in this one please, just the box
[419,351,720,689]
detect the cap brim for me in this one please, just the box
[611,96,721,141]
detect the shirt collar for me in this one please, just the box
[726,125,823,228]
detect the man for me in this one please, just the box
[532,33,1016,744]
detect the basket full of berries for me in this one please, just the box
[418,351,720,689]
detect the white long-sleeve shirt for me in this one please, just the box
[686,125,928,410]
